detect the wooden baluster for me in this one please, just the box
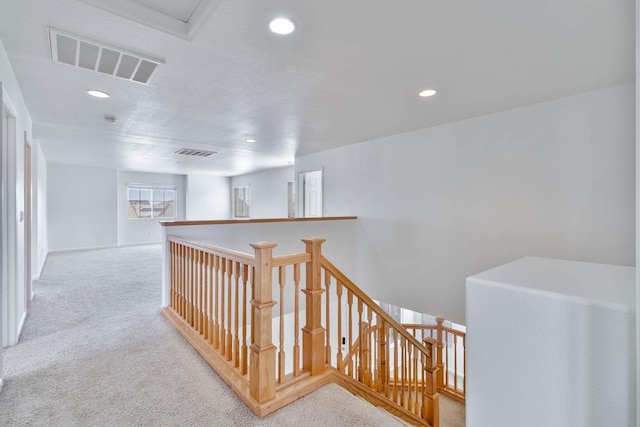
[393,329,399,403]
[278,266,286,383]
[178,245,183,317]
[293,264,300,376]
[169,242,174,310]
[241,263,249,375]
[301,238,326,376]
[203,251,209,340]
[336,281,343,370]
[435,317,445,391]
[414,344,419,415]
[384,322,391,399]
[187,247,193,326]
[181,245,186,319]
[357,299,364,383]
[226,258,233,361]
[444,329,449,389]
[213,255,220,349]
[347,289,353,376]
[201,251,206,337]
[220,257,226,355]
[234,261,241,368]
[208,253,214,344]
[196,249,202,333]
[366,307,373,387]
[422,338,440,427]
[324,270,331,364]
[453,332,458,392]
[407,344,413,412]
[378,318,387,394]
[400,336,406,407]
[249,242,277,404]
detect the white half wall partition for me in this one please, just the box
[466,257,636,427]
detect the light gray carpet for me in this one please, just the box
[0,245,413,426]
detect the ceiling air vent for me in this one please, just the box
[175,148,217,157]
[48,28,163,84]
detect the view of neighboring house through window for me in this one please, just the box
[128,186,177,219]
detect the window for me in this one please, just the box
[128,185,176,219]
[233,186,250,218]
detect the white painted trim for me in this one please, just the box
[16,310,26,342]
[31,275,39,281]
[0,378,3,393]
[30,291,34,301]
[48,244,118,254]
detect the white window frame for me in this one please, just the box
[127,184,177,219]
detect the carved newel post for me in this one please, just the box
[249,242,277,403]
[423,337,440,427]
[301,238,326,375]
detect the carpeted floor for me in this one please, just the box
[0,245,464,426]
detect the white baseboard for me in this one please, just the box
[48,244,118,254]
[118,242,162,247]
[30,291,35,301]
[0,378,4,393]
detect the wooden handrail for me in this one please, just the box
[321,256,430,355]
[168,236,255,265]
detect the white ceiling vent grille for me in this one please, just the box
[175,148,217,157]
[48,28,164,84]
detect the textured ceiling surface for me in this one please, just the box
[0,0,634,176]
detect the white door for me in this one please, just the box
[301,170,323,217]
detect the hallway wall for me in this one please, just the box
[297,83,635,324]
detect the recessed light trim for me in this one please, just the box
[269,18,295,35]
[245,138,256,143]
[87,89,110,98]
[419,89,437,98]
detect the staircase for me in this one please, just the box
[161,236,465,426]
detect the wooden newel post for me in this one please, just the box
[422,338,440,427]
[249,242,277,403]
[435,317,445,390]
[301,238,326,376]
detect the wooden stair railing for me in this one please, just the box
[402,322,466,402]
[161,236,450,426]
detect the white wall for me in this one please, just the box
[231,166,294,218]
[186,173,230,220]
[34,142,47,278]
[0,39,33,354]
[297,84,635,324]
[117,171,186,246]
[48,164,117,251]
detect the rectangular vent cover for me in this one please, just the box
[175,148,217,157]
[48,28,164,84]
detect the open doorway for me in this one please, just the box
[298,170,323,217]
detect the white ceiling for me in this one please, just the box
[0,0,634,176]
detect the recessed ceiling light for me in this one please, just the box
[87,90,110,98]
[245,138,256,143]
[269,18,295,35]
[104,115,117,124]
[419,89,437,98]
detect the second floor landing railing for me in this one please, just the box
[161,236,464,427]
